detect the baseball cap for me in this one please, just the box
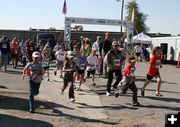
[112,41,119,46]
[32,51,40,58]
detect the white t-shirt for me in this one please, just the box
[87,55,97,70]
[92,41,100,55]
[134,45,142,53]
[53,45,62,52]
[55,50,65,61]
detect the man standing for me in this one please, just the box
[105,41,125,96]
[92,36,102,76]
[101,32,112,78]
[0,36,11,71]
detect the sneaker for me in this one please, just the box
[114,92,119,98]
[132,102,140,106]
[156,92,163,96]
[29,108,34,113]
[141,88,145,97]
[77,87,82,91]
[70,98,75,102]
[106,91,111,96]
[92,83,96,86]
[54,71,57,76]
[113,86,118,90]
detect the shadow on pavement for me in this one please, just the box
[0,95,74,112]
[52,108,119,125]
[75,102,138,110]
[0,114,53,127]
[0,85,8,89]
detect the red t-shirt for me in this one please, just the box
[147,55,161,76]
[124,64,136,78]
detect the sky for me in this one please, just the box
[0,0,180,35]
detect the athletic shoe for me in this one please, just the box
[155,92,163,96]
[141,88,145,96]
[29,108,34,113]
[92,83,96,86]
[106,91,111,96]
[70,98,75,102]
[114,93,119,98]
[54,71,57,76]
[132,102,140,106]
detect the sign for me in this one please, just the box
[64,17,134,43]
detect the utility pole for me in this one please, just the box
[120,0,124,41]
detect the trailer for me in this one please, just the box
[151,36,180,62]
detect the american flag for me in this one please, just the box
[62,0,67,15]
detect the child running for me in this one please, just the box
[115,56,140,106]
[22,51,44,113]
[61,51,76,102]
[141,46,163,97]
[41,51,50,81]
[86,49,97,86]
[77,48,87,91]
[54,47,65,78]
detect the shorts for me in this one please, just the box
[147,72,160,81]
[136,52,141,56]
[11,53,18,59]
[43,66,49,70]
[77,69,85,74]
[87,69,96,75]
[56,61,63,68]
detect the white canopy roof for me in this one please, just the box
[125,32,152,44]
[133,32,152,44]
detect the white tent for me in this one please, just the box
[133,32,152,44]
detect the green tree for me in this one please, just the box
[125,0,149,35]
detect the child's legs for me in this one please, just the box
[28,80,36,110]
[47,68,49,78]
[129,82,138,103]
[155,75,161,93]
[62,79,68,92]
[142,74,152,90]
[34,82,41,95]
[91,70,95,83]
[69,81,75,98]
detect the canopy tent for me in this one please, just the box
[125,32,152,44]
[133,32,152,44]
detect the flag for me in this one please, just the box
[62,0,67,15]
[131,9,135,21]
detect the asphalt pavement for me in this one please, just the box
[0,62,180,127]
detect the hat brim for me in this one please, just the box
[33,55,40,58]
[130,60,136,63]
[67,56,74,59]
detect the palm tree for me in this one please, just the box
[125,0,149,35]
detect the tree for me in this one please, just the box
[125,0,149,35]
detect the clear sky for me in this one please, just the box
[0,0,180,35]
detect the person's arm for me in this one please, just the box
[106,52,114,70]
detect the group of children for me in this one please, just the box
[115,46,163,106]
[22,45,163,113]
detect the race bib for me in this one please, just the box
[2,44,7,48]
[79,64,86,70]
[130,68,135,77]
[156,60,161,68]
[114,59,120,66]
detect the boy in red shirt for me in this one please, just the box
[141,46,163,96]
[115,56,140,106]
